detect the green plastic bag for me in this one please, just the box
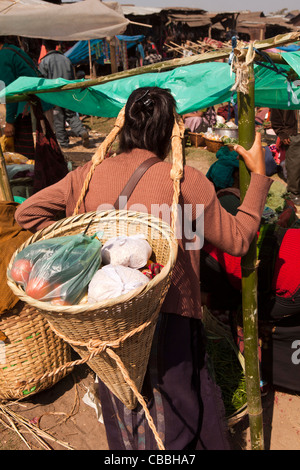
[9,233,102,305]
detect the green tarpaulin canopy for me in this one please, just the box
[1,52,300,117]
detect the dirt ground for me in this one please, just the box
[1,121,300,451]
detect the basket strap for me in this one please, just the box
[16,307,165,450]
[114,156,161,210]
[72,106,186,222]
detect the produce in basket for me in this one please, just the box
[214,122,238,129]
[10,258,33,284]
[101,234,152,269]
[9,233,102,304]
[87,264,150,303]
[203,132,222,142]
[221,136,238,145]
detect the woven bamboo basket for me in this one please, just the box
[0,301,72,402]
[188,132,205,147]
[204,138,224,153]
[7,210,177,410]
[7,107,185,450]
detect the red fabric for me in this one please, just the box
[38,45,47,63]
[276,136,286,163]
[272,229,300,298]
[204,226,300,300]
[203,241,242,291]
[217,104,234,121]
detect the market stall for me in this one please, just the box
[65,35,145,71]
[2,31,300,450]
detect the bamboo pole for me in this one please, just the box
[237,58,264,450]
[5,32,300,105]
[0,145,13,202]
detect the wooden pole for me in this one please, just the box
[88,40,93,79]
[109,37,118,75]
[0,145,13,202]
[237,56,264,450]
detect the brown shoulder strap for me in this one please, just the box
[114,156,160,210]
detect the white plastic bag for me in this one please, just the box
[87,264,149,303]
[82,377,104,423]
[101,235,152,269]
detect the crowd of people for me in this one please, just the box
[0,36,90,154]
[1,34,300,452]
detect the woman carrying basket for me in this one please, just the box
[15,87,272,450]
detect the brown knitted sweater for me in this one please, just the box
[15,148,273,319]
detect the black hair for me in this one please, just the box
[118,87,176,160]
[43,39,58,51]
[0,36,19,46]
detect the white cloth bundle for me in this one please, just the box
[87,264,149,303]
[101,234,152,269]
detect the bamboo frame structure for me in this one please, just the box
[1,31,300,449]
[4,32,300,105]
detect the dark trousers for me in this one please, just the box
[53,106,86,145]
[98,313,231,450]
[285,135,300,195]
[14,114,35,159]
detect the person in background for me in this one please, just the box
[143,44,162,66]
[201,152,299,317]
[135,40,145,67]
[15,87,272,450]
[270,108,300,205]
[39,39,89,149]
[0,36,52,159]
[255,107,270,128]
[183,106,217,133]
[146,36,159,54]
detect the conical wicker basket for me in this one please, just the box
[7,210,177,411]
[0,301,72,402]
[6,107,185,450]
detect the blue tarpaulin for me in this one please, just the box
[65,35,145,65]
[277,44,300,51]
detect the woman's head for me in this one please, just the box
[118,87,176,159]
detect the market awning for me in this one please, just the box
[2,54,300,118]
[0,0,130,41]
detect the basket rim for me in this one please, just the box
[188,131,204,136]
[204,138,236,150]
[7,209,178,315]
[204,137,223,143]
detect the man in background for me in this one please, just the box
[271,108,300,205]
[0,36,51,158]
[39,40,89,149]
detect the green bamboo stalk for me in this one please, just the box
[237,62,264,450]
